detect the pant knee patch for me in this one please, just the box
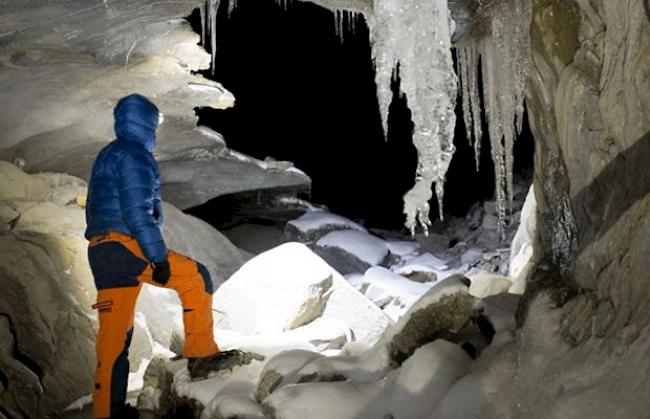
[89,242,147,290]
[196,263,214,294]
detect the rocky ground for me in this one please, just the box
[0,156,530,418]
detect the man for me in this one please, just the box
[86,94,240,418]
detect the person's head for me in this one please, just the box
[113,93,162,153]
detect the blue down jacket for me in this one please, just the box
[85,94,168,263]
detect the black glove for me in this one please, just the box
[152,260,171,285]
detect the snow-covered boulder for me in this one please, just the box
[311,229,390,275]
[256,350,324,401]
[284,210,366,242]
[360,267,436,321]
[391,252,449,276]
[274,275,478,389]
[213,242,392,346]
[468,271,513,298]
[263,339,472,419]
[461,247,483,265]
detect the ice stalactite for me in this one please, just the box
[229,0,238,16]
[275,0,290,10]
[206,0,220,75]
[457,44,482,171]
[199,2,206,46]
[455,0,532,237]
[334,11,360,43]
[368,0,458,236]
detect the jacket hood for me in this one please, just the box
[114,94,160,153]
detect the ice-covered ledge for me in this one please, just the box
[296,0,509,42]
[0,0,310,209]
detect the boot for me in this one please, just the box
[187,349,261,379]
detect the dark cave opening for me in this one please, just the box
[184,0,534,230]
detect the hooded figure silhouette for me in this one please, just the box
[86,93,166,262]
[85,94,220,418]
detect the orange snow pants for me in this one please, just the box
[88,232,219,418]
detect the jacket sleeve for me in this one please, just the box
[153,170,164,230]
[117,149,168,263]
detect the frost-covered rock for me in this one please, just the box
[213,243,392,346]
[263,339,471,419]
[256,350,324,401]
[461,247,483,265]
[361,267,435,320]
[311,229,389,275]
[468,271,513,298]
[392,252,449,275]
[0,163,248,415]
[285,210,366,242]
[279,275,478,388]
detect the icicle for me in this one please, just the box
[370,0,457,236]
[471,0,532,238]
[207,0,219,75]
[334,10,345,43]
[467,45,483,171]
[458,47,474,148]
[199,1,206,46]
[228,0,237,17]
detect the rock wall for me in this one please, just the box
[514,0,650,417]
[0,161,249,415]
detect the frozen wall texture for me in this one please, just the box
[0,0,309,211]
[509,0,650,417]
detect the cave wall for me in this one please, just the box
[528,0,650,332]
[513,0,650,416]
[0,0,310,211]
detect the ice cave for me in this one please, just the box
[0,0,648,418]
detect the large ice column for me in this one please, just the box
[369,0,458,236]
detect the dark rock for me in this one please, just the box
[309,244,371,276]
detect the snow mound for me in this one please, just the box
[468,271,513,298]
[361,267,436,321]
[391,252,449,276]
[213,242,392,346]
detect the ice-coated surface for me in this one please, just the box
[362,267,435,320]
[370,0,458,235]
[316,229,389,265]
[456,0,533,236]
[287,210,367,235]
[214,242,392,345]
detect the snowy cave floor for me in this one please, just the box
[60,177,533,419]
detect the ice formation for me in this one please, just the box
[334,10,360,43]
[368,0,458,236]
[457,1,533,236]
[200,0,532,237]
